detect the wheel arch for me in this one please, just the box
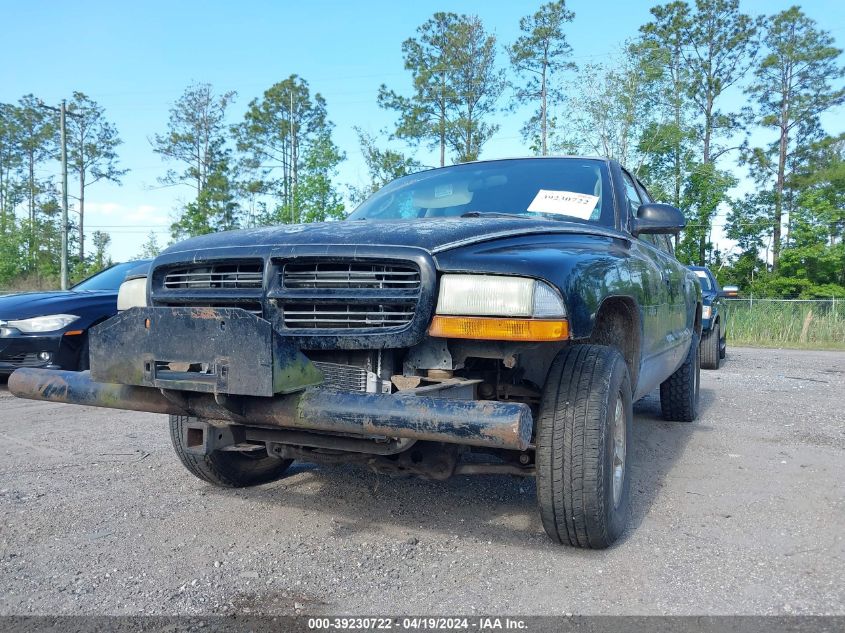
[582,295,642,390]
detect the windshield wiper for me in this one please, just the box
[460,211,537,220]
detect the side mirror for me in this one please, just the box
[632,203,686,236]
[720,285,739,298]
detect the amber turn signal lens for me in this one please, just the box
[429,316,569,341]
[63,330,84,336]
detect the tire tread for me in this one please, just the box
[536,345,630,549]
[660,334,700,422]
[700,324,720,370]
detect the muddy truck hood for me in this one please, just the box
[160,217,622,257]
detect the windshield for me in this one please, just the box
[348,158,615,227]
[693,270,713,291]
[72,262,138,291]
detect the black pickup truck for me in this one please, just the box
[9,157,702,548]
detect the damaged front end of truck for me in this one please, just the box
[9,243,557,481]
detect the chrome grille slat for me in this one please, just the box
[278,260,421,331]
[284,311,415,317]
[156,302,263,318]
[164,263,263,289]
[282,303,415,329]
[282,262,421,290]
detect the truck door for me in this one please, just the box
[619,171,672,372]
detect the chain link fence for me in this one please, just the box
[723,298,845,349]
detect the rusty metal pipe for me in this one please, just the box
[8,368,533,450]
[8,369,179,414]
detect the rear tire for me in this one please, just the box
[700,324,720,370]
[169,415,293,487]
[535,345,632,549]
[660,334,700,422]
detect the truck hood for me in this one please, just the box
[160,217,623,257]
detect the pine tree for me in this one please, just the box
[508,1,575,155]
[379,13,504,165]
[66,92,127,263]
[745,7,844,269]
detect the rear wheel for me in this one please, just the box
[169,415,293,487]
[660,334,700,422]
[535,345,632,549]
[700,324,720,370]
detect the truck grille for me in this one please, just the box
[151,252,433,347]
[282,262,420,290]
[164,262,263,289]
[274,259,422,333]
[282,304,415,329]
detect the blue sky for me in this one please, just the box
[2,0,843,259]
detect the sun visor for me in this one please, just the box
[413,182,473,209]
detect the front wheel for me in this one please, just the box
[169,415,293,488]
[535,345,632,549]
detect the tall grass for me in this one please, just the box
[724,299,845,350]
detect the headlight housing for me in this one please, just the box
[435,274,567,318]
[117,277,148,310]
[430,274,569,341]
[702,305,712,320]
[6,314,80,333]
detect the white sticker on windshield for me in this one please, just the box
[527,190,599,219]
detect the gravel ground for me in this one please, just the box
[0,347,843,616]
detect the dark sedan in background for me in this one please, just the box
[0,260,150,376]
[687,265,737,370]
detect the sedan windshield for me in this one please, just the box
[72,262,138,292]
[348,158,615,227]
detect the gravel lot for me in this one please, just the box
[0,347,843,616]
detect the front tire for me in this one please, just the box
[169,415,293,488]
[660,334,700,422]
[700,324,720,370]
[536,345,632,549]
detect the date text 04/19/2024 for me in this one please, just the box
[307,617,528,630]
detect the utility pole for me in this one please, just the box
[59,100,68,290]
[289,91,297,225]
[39,99,80,290]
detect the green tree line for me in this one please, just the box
[1,1,843,297]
